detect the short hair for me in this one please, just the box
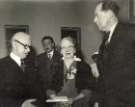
[61,36,84,59]
[61,36,77,48]
[9,32,30,52]
[99,0,120,16]
[41,36,55,45]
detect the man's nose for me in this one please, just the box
[26,47,30,53]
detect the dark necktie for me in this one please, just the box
[48,53,52,60]
[100,32,110,54]
[103,32,110,44]
[21,59,25,72]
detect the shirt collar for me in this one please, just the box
[10,52,21,66]
[108,22,118,42]
[47,50,54,58]
[48,50,54,55]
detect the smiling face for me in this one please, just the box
[61,37,76,59]
[43,39,54,53]
[11,32,31,59]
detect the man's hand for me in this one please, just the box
[50,94,57,99]
[21,99,37,107]
[57,98,73,106]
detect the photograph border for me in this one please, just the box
[129,0,135,22]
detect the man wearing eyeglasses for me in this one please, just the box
[0,32,45,107]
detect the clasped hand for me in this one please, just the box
[58,98,73,105]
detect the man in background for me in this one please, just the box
[36,36,61,106]
[93,1,135,107]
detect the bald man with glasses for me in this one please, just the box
[0,32,46,107]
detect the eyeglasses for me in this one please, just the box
[15,40,31,49]
[61,45,74,50]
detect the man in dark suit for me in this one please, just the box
[93,1,135,107]
[0,32,45,107]
[36,36,61,106]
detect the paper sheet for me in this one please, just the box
[46,96,69,102]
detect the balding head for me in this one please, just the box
[94,1,119,31]
[11,32,31,59]
[11,32,31,45]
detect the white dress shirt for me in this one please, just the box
[107,22,118,43]
[47,50,54,59]
[10,52,21,66]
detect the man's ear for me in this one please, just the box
[106,10,115,19]
[12,40,16,50]
[52,42,55,48]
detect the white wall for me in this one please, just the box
[0,0,131,64]
[76,0,130,63]
[0,1,81,58]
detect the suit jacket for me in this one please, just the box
[49,60,95,93]
[97,23,135,106]
[36,50,61,91]
[0,56,45,107]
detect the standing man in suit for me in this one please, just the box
[36,36,61,105]
[0,32,45,107]
[93,1,135,107]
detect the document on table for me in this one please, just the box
[46,96,69,102]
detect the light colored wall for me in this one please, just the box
[76,0,130,63]
[0,1,81,58]
[0,0,131,64]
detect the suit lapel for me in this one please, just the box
[8,56,23,72]
[109,23,121,47]
[99,24,120,62]
[103,23,120,52]
[50,50,58,64]
[4,57,25,81]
